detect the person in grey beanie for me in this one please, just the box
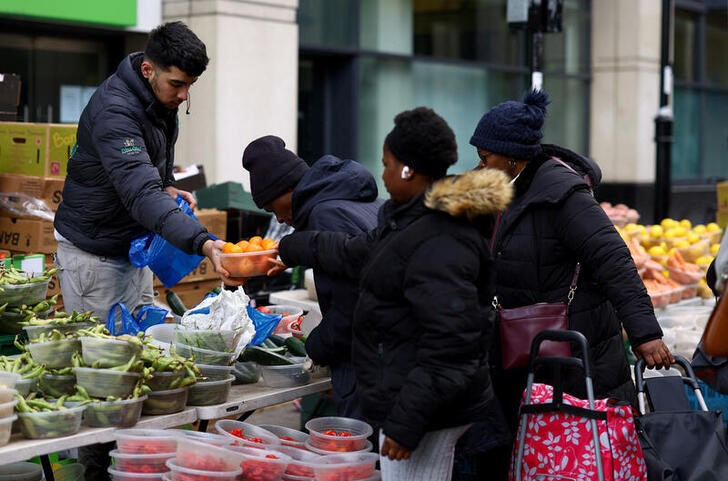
[234,135,382,420]
[457,90,673,479]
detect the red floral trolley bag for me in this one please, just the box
[509,330,647,481]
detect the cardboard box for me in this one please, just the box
[155,278,221,312]
[717,208,728,231]
[0,173,64,211]
[0,122,77,177]
[717,181,728,212]
[0,217,56,253]
[45,257,61,298]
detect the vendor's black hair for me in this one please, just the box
[385,107,457,179]
[145,21,209,77]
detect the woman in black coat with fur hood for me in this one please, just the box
[272,107,513,480]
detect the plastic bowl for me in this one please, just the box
[107,467,165,481]
[26,338,81,368]
[0,278,49,307]
[145,323,177,344]
[266,305,304,335]
[305,417,373,453]
[51,463,85,481]
[23,321,93,341]
[0,398,18,417]
[232,361,261,384]
[38,373,76,398]
[14,377,36,397]
[260,363,310,388]
[142,387,189,415]
[146,370,186,392]
[312,452,379,481]
[214,419,282,449]
[0,370,20,389]
[227,445,291,481]
[0,415,16,447]
[304,439,373,456]
[0,307,53,335]
[0,462,43,481]
[219,250,277,278]
[186,375,234,406]
[173,328,239,353]
[80,336,143,368]
[110,449,174,473]
[115,429,178,454]
[173,342,235,366]
[259,424,310,448]
[74,367,141,398]
[16,405,85,439]
[168,429,233,447]
[165,458,241,481]
[270,445,322,478]
[196,363,234,382]
[84,396,147,428]
[0,387,16,403]
[174,438,246,471]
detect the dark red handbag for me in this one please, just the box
[495,264,580,370]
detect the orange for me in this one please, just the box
[236,240,250,250]
[246,243,264,253]
[262,238,277,250]
[221,242,243,254]
[248,236,263,246]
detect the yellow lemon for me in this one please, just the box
[687,233,700,244]
[707,222,720,232]
[673,239,690,249]
[711,244,720,255]
[679,219,692,229]
[663,229,677,239]
[624,223,639,232]
[673,227,688,237]
[693,224,707,234]
[660,218,677,229]
[648,246,666,256]
[649,225,664,238]
[663,270,670,279]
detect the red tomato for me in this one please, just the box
[257,306,272,314]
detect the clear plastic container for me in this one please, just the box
[84,396,147,428]
[26,338,81,368]
[0,370,20,389]
[174,438,246,472]
[312,452,379,481]
[227,445,291,481]
[197,363,234,381]
[0,462,43,481]
[146,370,185,392]
[0,278,49,307]
[259,424,310,448]
[165,458,241,481]
[142,387,188,415]
[232,361,261,384]
[110,449,174,473]
[51,463,85,481]
[676,238,710,262]
[23,321,93,341]
[74,367,141,398]
[186,375,234,406]
[168,429,233,447]
[260,363,310,388]
[305,417,373,453]
[0,387,16,403]
[681,283,699,300]
[214,419,282,449]
[304,439,373,456]
[16,405,85,439]
[270,445,322,478]
[648,290,670,309]
[667,287,684,304]
[80,336,143,368]
[115,429,178,454]
[173,328,239,353]
[0,398,18,417]
[0,307,53,335]
[219,249,278,277]
[107,467,165,481]
[173,342,234,366]
[266,305,304,335]
[14,377,35,397]
[667,266,704,285]
[38,373,76,398]
[0,415,16,447]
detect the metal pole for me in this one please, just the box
[654,0,673,222]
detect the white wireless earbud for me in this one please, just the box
[400,166,411,180]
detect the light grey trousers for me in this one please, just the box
[379,424,471,481]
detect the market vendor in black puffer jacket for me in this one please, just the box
[272,107,513,480]
[469,90,674,436]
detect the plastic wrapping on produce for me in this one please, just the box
[181,286,255,358]
[0,192,54,221]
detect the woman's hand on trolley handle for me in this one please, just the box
[633,338,675,370]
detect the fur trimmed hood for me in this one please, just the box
[425,168,513,219]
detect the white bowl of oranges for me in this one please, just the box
[219,236,278,277]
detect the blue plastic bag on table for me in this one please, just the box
[128,195,205,288]
[106,302,168,336]
[246,305,281,346]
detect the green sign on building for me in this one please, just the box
[0,0,137,27]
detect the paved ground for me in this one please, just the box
[245,400,302,430]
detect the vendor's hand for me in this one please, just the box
[165,186,197,209]
[381,436,411,461]
[634,338,674,370]
[266,257,288,277]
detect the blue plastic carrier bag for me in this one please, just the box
[246,305,281,346]
[106,302,168,336]
[128,195,204,288]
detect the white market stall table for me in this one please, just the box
[195,376,332,431]
[268,289,320,314]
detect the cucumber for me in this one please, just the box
[267,334,287,347]
[166,290,187,316]
[233,361,261,384]
[284,336,307,357]
[239,345,294,365]
[261,338,281,350]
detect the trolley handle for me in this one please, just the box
[634,354,700,392]
[528,329,592,378]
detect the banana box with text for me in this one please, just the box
[0,122,76,177]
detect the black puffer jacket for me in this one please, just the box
[55,53,211,257]
[279,168,513,450]
[490,145,662,424]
